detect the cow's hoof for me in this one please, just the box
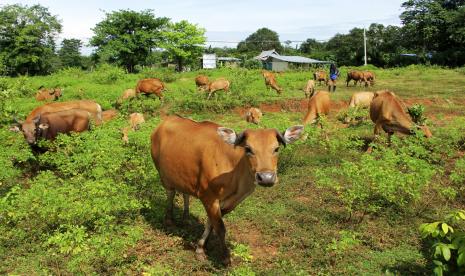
[195,247,207,261]
[221,255,232,266]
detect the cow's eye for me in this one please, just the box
[244,146,254,155]
[274,147,280,153]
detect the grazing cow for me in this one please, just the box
[362,71,375,87]
[313,70,328,86]
[21,100,102,130]
[304,80,315,98]
[195,75,209,91]
[349,92,375,108]
[346,70,365,87]
[129,112,145,130]
[261,70,275,79]
[102,109,118,122]
[207,79,230,99]
[262,73,282,94]
[151,115,304,265]
[18,109,91,144]
[302,91,331,125]
[117,88,137,104]
[245,107,263,124]
[35,87,63,101]
[369,90,432,141]
[135,78,165,100]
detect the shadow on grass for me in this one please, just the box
[141,193,227,268]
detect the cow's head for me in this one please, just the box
[53,88,63,98]
[217,125,304,187]
[18,115,48,144]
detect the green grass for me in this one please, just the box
[1,65,465,275]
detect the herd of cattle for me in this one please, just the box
[9,69,432,265]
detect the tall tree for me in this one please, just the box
[90,9,169,72]
[299,38,325,55]
[325,28,364,66]
[58,38,83,68]
[237,28,283,54]
[0,4,62,75]
[161,20,206,71]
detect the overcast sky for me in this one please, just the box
[2,0,406,54]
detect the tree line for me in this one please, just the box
[0,0,464,76]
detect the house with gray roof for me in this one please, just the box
[255,49,331,71]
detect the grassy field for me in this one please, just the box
[1,65,465,275]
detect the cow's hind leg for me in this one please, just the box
[164,189,176,226]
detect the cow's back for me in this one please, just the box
[151,116,239,196]
[27,100,101,122]
[40,109,90,139]
[370,91,406,123]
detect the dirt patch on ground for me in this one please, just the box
[234,99,348,116]
[228,221,279,261]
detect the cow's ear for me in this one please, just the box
[38,123,49,130]
[280,125,304,145]
[217,127,245,145]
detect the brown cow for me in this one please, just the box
[302,91,331,125]
[362,71,375,87]
[195,75,209,91]
[19,109,91,144]
[117,88,136,104]
[135,78,165,100]
[346,70,365,87]
[245,107,263,124]
[102,109,118,122]
[313,70,328,85]
[35,87,63,101]
[129,112,145,130]
[349,92,375,108]
[150,116,304,265]
[304,80,315,98]
[19,100,102,139]
[369,90,432,142]
[207,78,230,99]
[262,71,282,94]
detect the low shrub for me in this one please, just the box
[91,64,126,84]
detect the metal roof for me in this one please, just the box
[218,57,241,61]
[255,49,330,64]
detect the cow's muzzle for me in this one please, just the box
[255,171,277,187]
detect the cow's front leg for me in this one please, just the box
[195,219,212,261]
[204,199,230,266]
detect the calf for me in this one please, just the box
[245,107,263,124]
[129,112,145,130]
[151,116,304,265]
[304,80,315,98]
[313,70,328,85]
[195,75,209,91]
[207,78,230,99]
[35,87,63,101]
[349,92,375,108]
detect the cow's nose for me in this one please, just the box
[255,171,277,187]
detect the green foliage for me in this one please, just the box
[316,145,436,215]
[326,230,361,252]
[91,63,126,84]
[90,9,170,72]
[0,4,62,75]
[450,157,465,185]
[58,38,83,68]
[243,59,262,69]
[420,210,465,275]
[337,107,370,124]
[161,20,206,71]
[237,28,283,54]
[408,104,427,125]
[231,242,253,262]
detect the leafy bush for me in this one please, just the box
[316,147,436,216]
[337,107,369,124]
[91,64,126,84]
[408,104,427,125]
[420,210,465,276]
[243,59,262,69]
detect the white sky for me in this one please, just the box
[1,0,406,54]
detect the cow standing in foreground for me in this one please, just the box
[135,78,165,100]
[302,91,331,126]
[18,109,91,144]
[150,116,304,265]
[35,87,63,101]
[369,90,432,142]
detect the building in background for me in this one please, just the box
[255,49,331,71]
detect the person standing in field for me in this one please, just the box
[328,63,340,92]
